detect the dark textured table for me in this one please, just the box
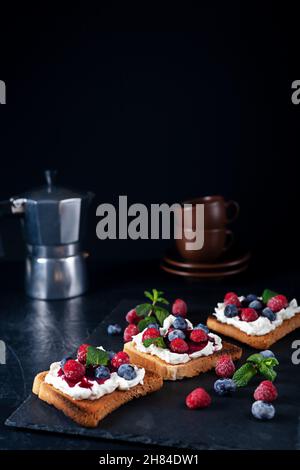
[1,258,300,450]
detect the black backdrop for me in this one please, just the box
[0,4,298,269]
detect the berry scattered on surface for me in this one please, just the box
[63,359,85,382]
[125,309,140,324]
[240,308,258,322]
[111,351,130,369]
[261,307,276,321]
[194,323,209,334]
[260,350,275,358]
[190,328,208,343]
[246,294,257,303]
[251,400,275,420]
[95,365,111,380]
[214,378,237,396]
[77,344,90,364]
[117,364,137,380]
[60,356,72,369]
[172,299,187,317]
[186,388,211,409]
[123,324,139,342]
[168,329,186,342]
[215,355,236,378]
[267,294,288,312]
[147,322,160,330]
[169,338,189,353]
[224,304,239,318]
[107,324,122,335]
[254,380,278,402]
[248,300,263,310]
[224,292,241,307]
[142,327,161,342]
[172,316,188,330]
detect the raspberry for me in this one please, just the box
[123,324,139,342]
[63,359,85,382]
[240,308,258,322]
[172,299,187,316]
[186,388,211,409]
[111,351,130,369]
[77,344,90,364]
[142,327,160,342]
[190,328,208,343]
[215,354,235,378]
[254,380,278,402]
[126,308,140,324]
[187,341,207,354]
[267,295,288,312]
[169,338,189,353]
[224,292,241,307]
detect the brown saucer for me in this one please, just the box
[163,247,251,271]
[160,260,249,279]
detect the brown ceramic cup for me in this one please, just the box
[175,195,239,230]
[175,228,234,262]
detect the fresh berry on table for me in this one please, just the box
[123,324,139,342]
[224,304,239,318]
[194,323,209,334]
[168,329,186,342]
[215,354,236,378]
[63,359,85,382]
[224,292,241,307]
[246,294,257,303]
[172,316,188,330]
[248,300,263,310]
[267,294,288,312]
[251,400,275,420]
[169,338,189,353]
[117,364,137,380]
[254,380,278,402]
[77,344,90,364]
[107,324,122,335]
[125,308,140,324]
[111,351,130,369]
[147,322,160,330]
[240,308,258,322]
[172,298,187,317]
[60,356,72,369]
[142,327,161,342]
[190,328,208,343]
[261,307,276,321]
[186,387,211,409]
[95,365,111,380]
[214,378,237,396]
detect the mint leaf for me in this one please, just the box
[157,297,169,305]
[262,357,279,368]
[258,362,277,381]
[143,336,167,348]
[233,362,257,387]
[144,291,154,302]
[138,316,157,332]
[153,305,169,326]
[247,353,263,365]
[152,289,159,303]
[86,346,109,367]
[136,303,153,317]
[262,289,278,304]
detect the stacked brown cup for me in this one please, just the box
[175,195,239,262]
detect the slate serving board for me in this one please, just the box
[5,300,300,450]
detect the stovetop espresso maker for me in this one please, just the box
[0,171,94,300]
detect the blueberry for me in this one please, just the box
[194,323,209,334]
[260,350,275,358]
[60,356,72,369]
[172,316,188,330]
[249,300,263,310]
[224,304,239,318]
[117,364,137,380]
[168,329,186,342]
[261,308,276,321]
[107,350,116,360]
[214,379,237,396]
[107,324,122,335]
[95,365,111,380]
[246,294,257,303]
[251,400,275,420]
[147,322,160,330]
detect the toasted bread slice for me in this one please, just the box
[124,341,242,380]
[32,370,163,428]
[207,313,300,349]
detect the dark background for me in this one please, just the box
[0,4,298,269]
